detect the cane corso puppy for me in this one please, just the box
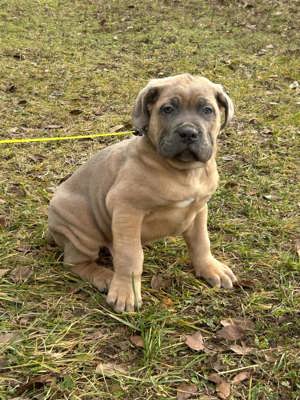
[48,74,237,312]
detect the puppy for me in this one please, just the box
[48,74,237,312]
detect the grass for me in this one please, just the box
[0,0,299,398]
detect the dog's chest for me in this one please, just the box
[141,196,206,243]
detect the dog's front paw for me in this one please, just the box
[106,274,142,312]
[195,257,237,289]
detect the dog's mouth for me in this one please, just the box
[159,141,213,164]
[176,148,200,162]
[158,129,213,164]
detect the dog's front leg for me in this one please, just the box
[183,204,237,288]
[106,207,144,312]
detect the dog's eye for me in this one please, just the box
[203,106,213,115]
[161,105,174,114]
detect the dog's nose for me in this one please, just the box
[177,126,199,143]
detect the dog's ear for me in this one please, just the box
[215,84,234,130]
[132,84,160,135]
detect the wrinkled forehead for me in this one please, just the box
[157,79,217,106]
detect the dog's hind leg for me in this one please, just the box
[61,235,113,293]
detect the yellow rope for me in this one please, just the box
[0,131,132,145]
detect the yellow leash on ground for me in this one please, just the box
[0,131,132,145]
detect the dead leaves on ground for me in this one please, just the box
[129,335,144,348]
[217,319,254,341]
[208,373,231,399]
[185,331,205,351]
[16,374,58,396]
[10,266,33,283]
[176,383,197,399]
[208,369,251,399]
[229,343,254,355]
[151,274,172,290]
[95,362,128,377]
[231,371,251,384]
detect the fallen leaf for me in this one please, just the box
[16,374,57,395]
[229,344,253,355]
[176,383,197,400]
[0,332,18,345]
[0,269,9,278]
[232,371,251,384]
[295,238,300,258]
[185,331,205,351]
[219,324,245,340]
[129,335,144,348]
[217,380,231,399]
[95,362,128,377]
[208,373,223,385]
[151,274,172,290]
[218,319,254,341]
[10,266,33,283]
[109,124,125,132]
[208,373,231,399]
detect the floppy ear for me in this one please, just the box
[132,84,160,135]
[215,84,234,130]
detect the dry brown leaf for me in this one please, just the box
[185,331,205,351]
[208,373,230,399]
[0,269,9,278]
[176,383,197,400]
[16,374,57,395]
[217,324,245,340]
[95,362,128,377]
[232,371,251,384]
[229,344,253,355]
[151,274,172,290]
[220,319,253,329]
[217,319,253,340]
[129,335,144,348]
[208,373,223,385]
[217,380,231,399]
[10,266,33,283]
[0,332,18,345]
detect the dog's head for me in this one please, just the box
[133,74,234,166]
